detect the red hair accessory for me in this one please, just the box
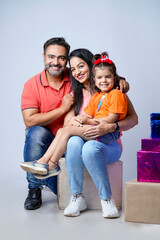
[94,55,113,66]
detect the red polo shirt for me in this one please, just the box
[21,68,71,135]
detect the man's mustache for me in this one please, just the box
[48,64,63,68]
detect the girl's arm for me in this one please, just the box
[95,113,119,124]
[83,113,119,126]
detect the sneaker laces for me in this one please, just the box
[72,193,84,202]
[103,198,114,205]
[106,199,111,204]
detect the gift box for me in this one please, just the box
[150,120,160,138]
[150,113,160,139]
[141,138,160,152]
[137,151,160,182]
[124,178,160,224]
[150,113,160,121]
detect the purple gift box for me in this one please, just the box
[137,150,160,182]
[141,138,160,152]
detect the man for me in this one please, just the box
[21,37,74,210]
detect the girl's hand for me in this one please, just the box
[78,115,90,124]
[67,115,83,127]
[84,119,115,138]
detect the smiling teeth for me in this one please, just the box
[78,75,84,79]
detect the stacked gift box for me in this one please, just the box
[125,113,160,224]
[137,113,160,182]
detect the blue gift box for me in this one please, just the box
[150,113,160,121]
[150,113,160,139]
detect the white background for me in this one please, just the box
[1,0,160,190]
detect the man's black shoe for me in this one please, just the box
[24,188,42,210]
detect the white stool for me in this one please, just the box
[57,158,122,210]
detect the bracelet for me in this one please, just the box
[115,122,120,132]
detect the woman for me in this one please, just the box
[63,49,138,218]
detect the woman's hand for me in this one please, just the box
[84,119,115,139]
[118,79,130,93]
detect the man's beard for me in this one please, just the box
[45,63,65,77]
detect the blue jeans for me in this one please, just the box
[98,132,120,145]
[23,126,57,194]
[65,136,122,200]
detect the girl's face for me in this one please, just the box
[70,57,90,85]
[94,67,115,93]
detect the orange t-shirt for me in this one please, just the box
[84,89,127,121]
[21,68,71,135]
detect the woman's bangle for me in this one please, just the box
[115,122,120,132]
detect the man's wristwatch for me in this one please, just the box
[115,122,120,132]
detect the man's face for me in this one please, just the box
[43,44,67,77]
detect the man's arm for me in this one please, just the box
[22,94,74,128]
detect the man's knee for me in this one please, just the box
[24,126,54,161]
[25,126,51,143]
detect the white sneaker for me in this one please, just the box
[101,198,120,218]
[64,194,87,217]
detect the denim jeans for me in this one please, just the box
[65,136,122,200]
[23,126,57,194]
[98,132,120,145]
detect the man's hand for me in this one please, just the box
[84,119,115,139]
[61,94,74,113]
[118,79,130,93]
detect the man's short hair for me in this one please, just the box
[43,37,70,57]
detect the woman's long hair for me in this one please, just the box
[69,48,95,115]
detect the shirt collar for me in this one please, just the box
[40,68,70,87]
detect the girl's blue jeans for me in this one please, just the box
[65,136,122,200]
[23,126,57,194]
[98,132,120,145]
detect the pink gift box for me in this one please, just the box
[137,151,160,182]
[141,138,160,152]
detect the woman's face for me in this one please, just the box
[70,57,90,85]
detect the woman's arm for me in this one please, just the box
[84,95,138,138]
[119,79,130,93]
[118,95,138,131]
